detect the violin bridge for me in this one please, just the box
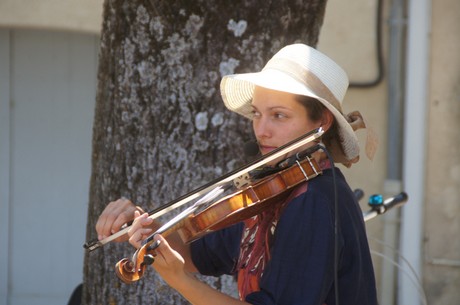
[296,156,321,181]
[296,160,310,180]
[307,156,320,176]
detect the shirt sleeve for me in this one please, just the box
[245,183,340,305]
[190,222,244,276]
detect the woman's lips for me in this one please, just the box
[259,144,277,155]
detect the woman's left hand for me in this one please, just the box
[127,211,155,249]
[148,234,188,288]
[140,234,250,305]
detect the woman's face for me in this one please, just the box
[251,86,322,158]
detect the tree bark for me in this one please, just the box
[83,0,327,304]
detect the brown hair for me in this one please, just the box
[295,95,340,151]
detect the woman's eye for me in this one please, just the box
[274,112,287,119]
[251,110,261,118]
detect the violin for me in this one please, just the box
[83,128,326,283]
[115,154,322,283]
[84,127,324,252]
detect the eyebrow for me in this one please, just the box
[251,104,294,112]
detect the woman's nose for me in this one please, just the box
[253,117,271,139]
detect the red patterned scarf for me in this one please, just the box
[236,159,332,300]
[236,183,309,300]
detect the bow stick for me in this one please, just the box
[84,127,324,251]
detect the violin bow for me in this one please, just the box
[84,127,324,252]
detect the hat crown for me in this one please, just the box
[263,44,349,108]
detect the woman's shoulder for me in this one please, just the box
[307,167,355,200]
[281,167,356,218]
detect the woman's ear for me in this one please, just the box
[321,110,334,132]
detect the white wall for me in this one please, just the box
[0,0,103,34]
[0,29,98,305]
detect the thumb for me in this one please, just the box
[154,234,184,266]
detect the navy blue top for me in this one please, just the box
[191,168,378,305]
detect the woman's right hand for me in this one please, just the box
[95,198,145,242]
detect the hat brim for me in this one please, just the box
[220,70,360,161]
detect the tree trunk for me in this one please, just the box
[82,0,327,304]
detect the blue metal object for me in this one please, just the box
[368,194,384,207]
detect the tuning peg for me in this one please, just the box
[141,254,155,266]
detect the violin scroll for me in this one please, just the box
[115,239,161,283]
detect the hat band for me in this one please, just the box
[264,57,343,113]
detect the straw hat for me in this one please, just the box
[220,43,369,164]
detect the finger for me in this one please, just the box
[100,203,125,237]
[152,234,179,265]
[127,212,151,238]
[96,198,137,239]
[128,228,153,249]
[96,200,121,239]
[127,211,144,237]
[110,198,145,233]
[133,211,154,229]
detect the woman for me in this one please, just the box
[96,44,378,305]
